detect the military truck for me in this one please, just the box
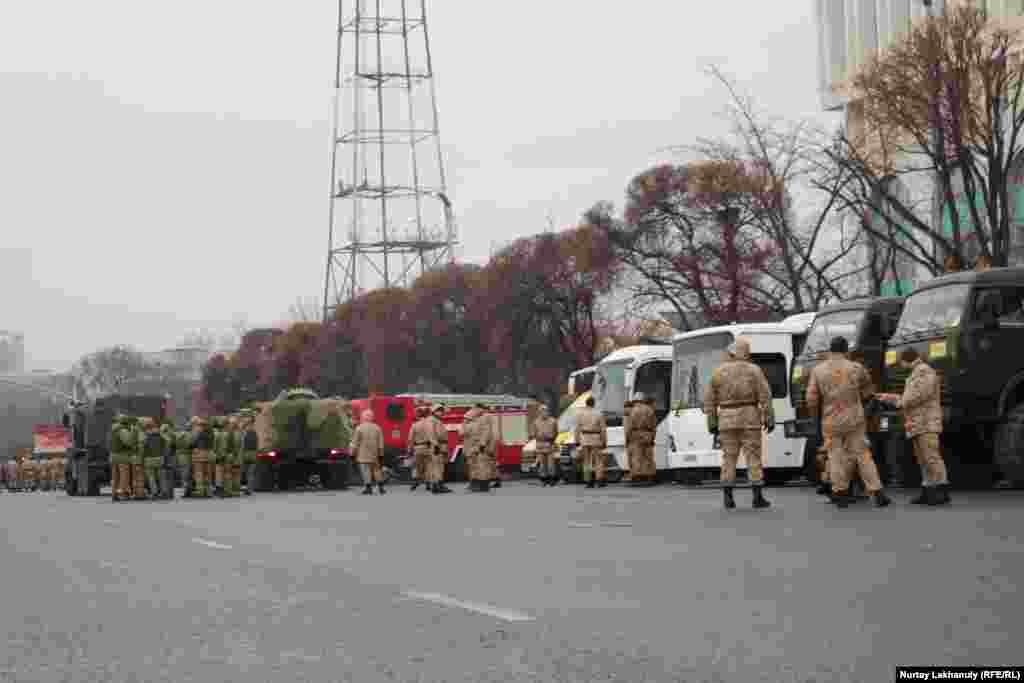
[250,388,352,492]
[877,267,1024,488]
[788,297,905,484]
[62,394,171,496]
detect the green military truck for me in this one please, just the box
[62,394,170,496]
[250,388,352,492]
[877,267,1024,488]
[788,296,905,484]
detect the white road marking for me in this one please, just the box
[403,591,534,622]
[192,538,233,550]
[103,520,120,527]
[567,522,594,528]
[600,521,633,528]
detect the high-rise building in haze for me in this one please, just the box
[0,331,25,373]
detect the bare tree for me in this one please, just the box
[288,297,322,323]
[72,345,152,399]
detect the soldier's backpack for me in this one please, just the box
[242,430,259,451]
[143,431,163,458]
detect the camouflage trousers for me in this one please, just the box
[130,463,146,499]
[720,429,763,484]
[144,459,161,497]
[413,448,430,481]
[816,448,830,483]
[112,463,131,498]
[628,435,656,479]
[535,445,558,479]
[359,461,384,483]
[911,433,948,487]
[223,462,242,497]
[428,448,447,483]
[192,450,211,497]
[579,445,606,482]
[178,463,192,496]
[829,428,882,495]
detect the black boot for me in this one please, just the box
[929,485,951,506]
[910,487,929,504]
[492,479,501,488]
[831,490,852,508]
[873,490,892,507]
[362,485,373,495]
[378,483,386,495]
[437,482,452,493]
[723,486,736,509]
[816,482,831,496]
[410,481,420,491]
[752,485,770,509]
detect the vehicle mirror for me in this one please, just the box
[880,316,894,339]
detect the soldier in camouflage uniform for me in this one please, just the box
[574,395,608,489]
[627,393,658,486]
[351,409,386,495]
[806,337,891,508]
[159,420,176,499]
[210,416,228,497]
[223,415,242,497]
[533,405,559,487]
[190,416,214,497]
[109,415,136,501]
[407,405,436,492]
[622,399,634,481]
[175,424,193,497]
[237,409,260,495]
[704,337,773,509]
[464,404,497,492]
[140,417,164,500]
[429,404,452,494]
[880,348,949,505]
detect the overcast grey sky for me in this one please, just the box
[0,1,823,371]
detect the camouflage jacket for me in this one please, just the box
[806,354,873,435]
[574,407,606,448]
[350,422,384,464]
[627,403,657,438]
[704,359,771,431]
[463,409,495,456]
[407,418,438,455]
[533,416,558,448]
[900,359,942,437]
[431,417,448,454]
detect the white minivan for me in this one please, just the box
[665,314,815,485]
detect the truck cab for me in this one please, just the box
[788,297,904,482]
[666,315,814,485]
[877,267,1024,486]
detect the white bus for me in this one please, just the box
[592,343,675,477]
[665,314,815,485]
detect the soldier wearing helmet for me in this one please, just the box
[532,404,559,487]
[407,405,437,493]
[627,393,658,486]
[574,395,608,489]
[109,414,137,501]
[429,405,452,494]
[704,337,773,509]
[190,416,214,497]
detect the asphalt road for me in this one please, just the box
[2,482,1023,682]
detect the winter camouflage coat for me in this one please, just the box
[900,360,943,437]
[574,407,607,448]
[806,354,874,435]
[533,416,558,453]
[627,402,658,446]
[407,418,438,456]
[704,360,771,431]
[350,422,385,464]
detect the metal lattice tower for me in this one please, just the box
[323,0,455,320]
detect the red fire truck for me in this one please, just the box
[349,393,533,481]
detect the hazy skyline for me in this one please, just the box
[1,1,825,371]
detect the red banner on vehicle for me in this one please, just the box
[32,424,70,454]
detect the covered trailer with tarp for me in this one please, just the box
[249,388,352,492]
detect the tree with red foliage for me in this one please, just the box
[335,288,417,394]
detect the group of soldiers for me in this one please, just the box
[108,410,262,501]
[702,334,948,510]
[0,451,64,492]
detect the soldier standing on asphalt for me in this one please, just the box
[533,405,559,487]
[159,420,176,500]
[190,416,213,498]
[175,423,193,498]
[627,393,658,486]
[211,417,228,497]
[879,348,950,505]
[223,416,242,498]
[622,399,634,481]
[704,337,774,509]
[574,395,608,489]
[237,410,260,495]
[140,417,163,500]
[109,415,135,501]
[351,409,386,495]
[407,405,434,492]
[464,403,496,493]
[429,404,452,494]
[806,337,891,509]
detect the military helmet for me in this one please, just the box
[415,405,429,418]
[432,404,445,415]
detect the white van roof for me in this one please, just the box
[671,317,814,343]
[569,366,596,377]
[598,344,674,366]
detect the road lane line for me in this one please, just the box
[192,538,233,550]
[402,591,534,622]
[103,520,120,527]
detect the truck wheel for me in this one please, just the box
[252,463,274,492]
[993,403,1024,483]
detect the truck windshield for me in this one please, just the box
[894,284,970,337]
[594,361,629,420]
[671,332,733,409]
[569,369,594,395]
[803,310,864,353]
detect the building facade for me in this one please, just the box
[0,331,25,374]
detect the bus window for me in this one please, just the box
[750,353,788,398]
[634,360,673,418]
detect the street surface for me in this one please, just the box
[2,482,1023,682]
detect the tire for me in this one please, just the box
[324,461,349,490]
[765,469,793,487]
[252,462,275,492]
[993,403,1024,483]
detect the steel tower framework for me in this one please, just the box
[322,0,455,321]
